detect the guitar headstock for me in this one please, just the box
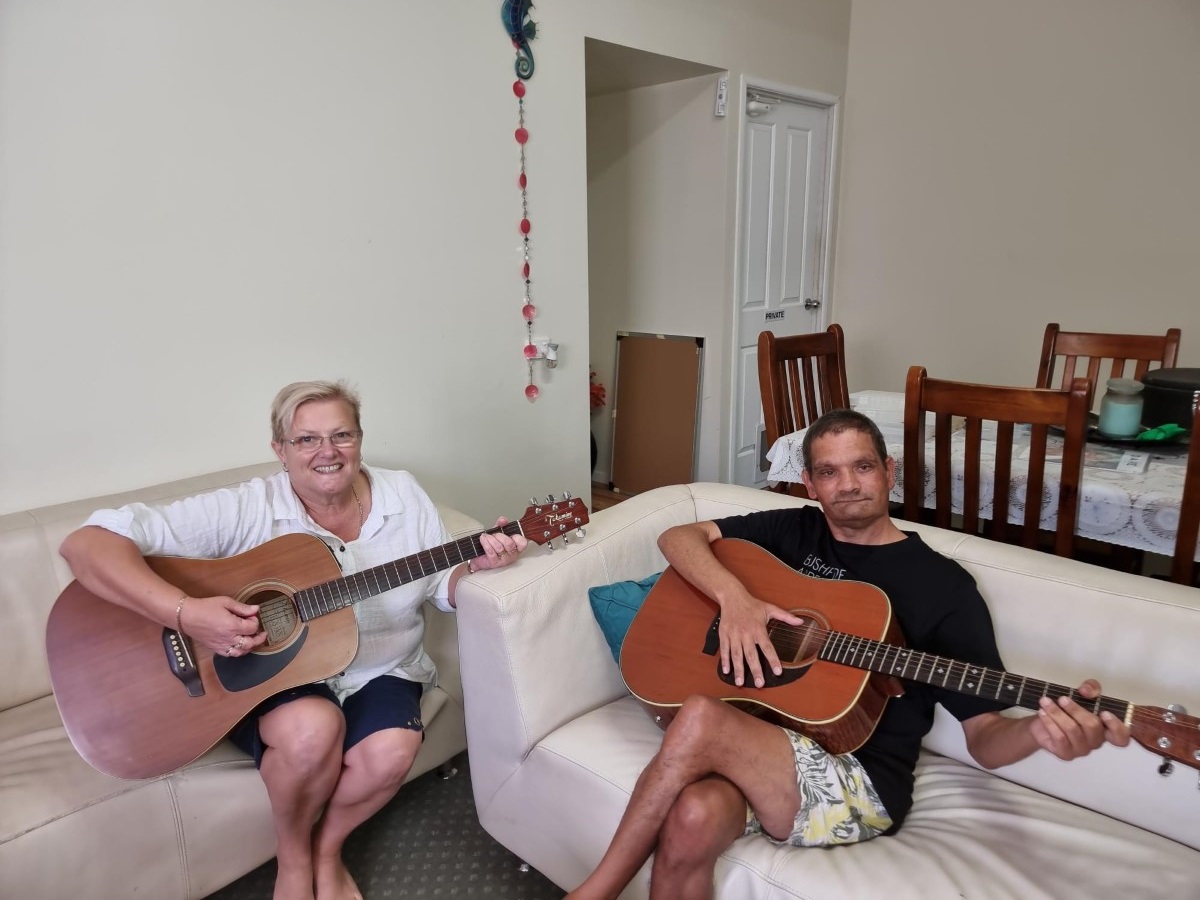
[520,494,590,548]
[1131,706,1200,775]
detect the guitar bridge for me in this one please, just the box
[162,628,205,697]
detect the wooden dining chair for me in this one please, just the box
[903,366,1091,557]
[1036,323,1181,404]
[1171,395,1200,587]
[758,325,850,447]
[758,326,851,497]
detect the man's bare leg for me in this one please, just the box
[565,696,800,900]
[649,777,748,900]
[311,727,423,900]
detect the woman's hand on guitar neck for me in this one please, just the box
[716,590,804,689]
[179,595,266,659]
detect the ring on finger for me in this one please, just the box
[236,636,245,648]
[226,645,236,656]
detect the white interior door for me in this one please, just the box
[731,92,833,488]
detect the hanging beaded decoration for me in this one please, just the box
[503,1,540,400]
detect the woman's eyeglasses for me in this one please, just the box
[284,431,362,452]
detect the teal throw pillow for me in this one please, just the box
[587,572,662,663]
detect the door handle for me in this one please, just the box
[804,298,821,310]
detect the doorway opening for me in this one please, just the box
[584,38,723,498]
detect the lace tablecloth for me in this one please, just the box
[765,393,1196,560]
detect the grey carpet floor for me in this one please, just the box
[206,751,566,899]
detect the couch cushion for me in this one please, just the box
[0,691,282,894]
[0,695,168,846]
[0,514,59,710]
[588,572,661,662]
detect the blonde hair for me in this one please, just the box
[270,380,362,443]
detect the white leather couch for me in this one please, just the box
[456,483,1200,899]
[0,462,479,899]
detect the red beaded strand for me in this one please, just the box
[514,78,540,400]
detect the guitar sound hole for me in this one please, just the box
[770,610,827,667]
[246,589,299,648]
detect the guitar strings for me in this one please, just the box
[757,619,1130,715]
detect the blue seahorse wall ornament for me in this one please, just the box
[502,0,537,79]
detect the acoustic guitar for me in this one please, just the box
[46,496,589,779]
[620,538,1200,772]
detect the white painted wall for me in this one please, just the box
[834,0,1200,394]
[0,0,850,520]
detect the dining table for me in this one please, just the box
[765,391,1198,561]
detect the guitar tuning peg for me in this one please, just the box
[1158,758,1175,777]
[546,494,557,503]
[529,497,538,506]
[562,490,573,500]
[575,527,586,539]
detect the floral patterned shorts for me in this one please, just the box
[744,728,893,847]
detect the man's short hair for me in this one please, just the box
[800,409,889,472]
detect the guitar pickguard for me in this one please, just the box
[212,627,309,692]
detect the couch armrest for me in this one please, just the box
[455,486,702,810]
[424,504,484,704]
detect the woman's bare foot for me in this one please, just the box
[314,853,362,900]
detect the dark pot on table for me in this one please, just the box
[1141,368,1200,429]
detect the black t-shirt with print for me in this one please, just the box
[713,505,1008,828]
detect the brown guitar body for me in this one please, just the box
[46,533,358,780]
[620,538,905,755]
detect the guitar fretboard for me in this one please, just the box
[293,521,524,620]
[818,630,1133,720]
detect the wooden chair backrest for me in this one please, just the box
[1036,323,1181,405]
[903,366,1091,557]
[757,325,851,451]
[1172,396,1200,586]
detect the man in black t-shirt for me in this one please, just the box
[566,409,1130,900]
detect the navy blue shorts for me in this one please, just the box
[229,675,424,768]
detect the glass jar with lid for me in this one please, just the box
[1097,377,1144,437]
